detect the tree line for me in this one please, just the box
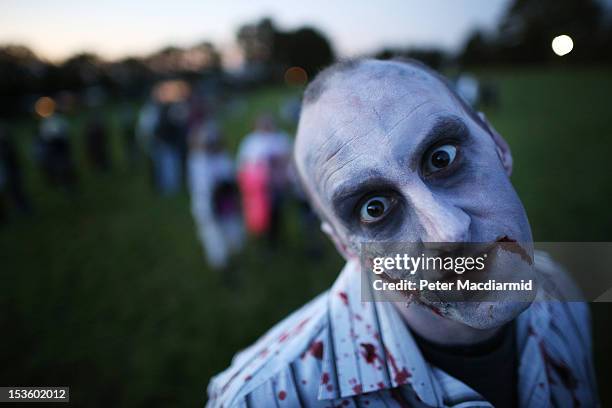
[1,0,610,117]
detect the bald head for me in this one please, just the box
[303,59,455,106]
[295,59,492,223]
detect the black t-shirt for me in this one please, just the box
[412,323,517,408]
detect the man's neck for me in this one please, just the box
[393,302,502,346]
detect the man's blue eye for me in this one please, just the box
[425,144,457,173]
[360,196,392,223]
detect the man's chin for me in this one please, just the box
[442,300,531,330]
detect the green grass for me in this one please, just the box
[1,86,342,407]
[478,66,612,241]
[1,68,611,407]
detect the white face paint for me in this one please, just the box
[295,60,534,329]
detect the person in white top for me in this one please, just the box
[188,121,244,270]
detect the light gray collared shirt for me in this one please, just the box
[207,253,598,407]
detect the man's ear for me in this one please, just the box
[478,112,513,176]
[321,221,356,261]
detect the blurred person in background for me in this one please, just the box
[455,73,480,108]
[136,98,160,190]
[237,114,292,244]
[0,123,30,220]
[187,94,210,130]
[153,102,188,195]
[186,93,213,184]
[136,81,192,195]
[280,95,302,126]
[84,113,111,172]
[34,113,77,193]
[188,120,244,271]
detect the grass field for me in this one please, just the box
[1,67,611,407]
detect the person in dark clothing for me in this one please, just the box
[84,114,111,172]
[0,123,31,219]
[35,115,77,193]
[153,102,188,194]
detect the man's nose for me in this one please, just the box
[407,186,471,248]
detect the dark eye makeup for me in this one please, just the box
[421,140,462,178]
[341,117,471,227]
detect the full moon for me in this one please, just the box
[552,35,574,56]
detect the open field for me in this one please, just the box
[1,67,611,406]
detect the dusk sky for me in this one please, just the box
[1,0,509,65]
